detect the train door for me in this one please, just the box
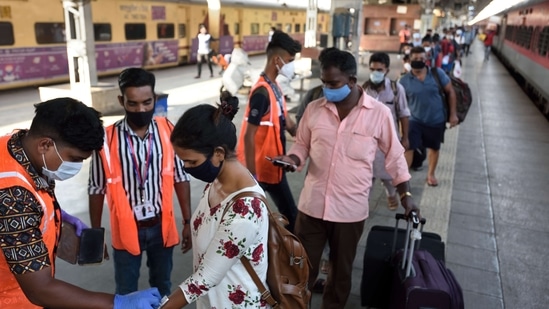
[497,15,507,51]
[176,5,190,63]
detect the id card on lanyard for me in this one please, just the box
[262,73,285,125]
[125,131,156,221]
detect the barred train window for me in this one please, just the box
[539,26,549,57]
[251,23,259,35]
[35,22,65,44]
[125,23,146,40]
[93,23,111,41]
[157,23,174,39]
[0,22,14,45]
[178,24,186,39]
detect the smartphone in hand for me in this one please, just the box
[265,156,297,171]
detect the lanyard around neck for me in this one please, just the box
[125,131,154,196]
[261,73,285,119]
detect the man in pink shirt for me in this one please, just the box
[276,47,419,308]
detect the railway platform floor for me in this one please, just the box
[0,41,547,308]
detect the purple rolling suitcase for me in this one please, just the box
[389,213,464,309]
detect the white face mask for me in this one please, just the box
[277,57,295,79]
[424,47,432,52]
[404,63,412,72]
[42,142,83,182]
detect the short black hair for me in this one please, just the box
[171,104,239,158]
[266,30,301,57]
[369,52,390,68]
[118,67,156,95]
[422,37,432,44]
[319,47,357,76]
[28,97,104,152]
[410,46,426,55]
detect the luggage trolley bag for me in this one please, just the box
[389,212,464,309]
[361,214,445,308]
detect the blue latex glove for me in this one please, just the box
[113,288,161,309]
[60,209,88,237]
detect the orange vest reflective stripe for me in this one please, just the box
[237,76,286,184]
[0,134,59,309]
[98,117,179,255]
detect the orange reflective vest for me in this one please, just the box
[98,117,179,255]
[237,76,286,184]
[0,134,59,309]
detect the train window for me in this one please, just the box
[35,22,66,44]
[263,23,272,34]
[251,23,259,35]
[304,23,306,32]
[125,23,146,40]
[525,26,533,50]
[178,24,186,38]
[0,22,14,46]
[295,23,301,33]
[234,23,240,35]
[276,23,282,30]
[93,23,111,42]
[157,23,174,39]
[285,23,292,33]
[539,27,549,57]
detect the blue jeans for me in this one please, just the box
[113,223,174,296]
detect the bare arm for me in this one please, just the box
[174,181,192,253]
[444,81,458,127]
[161,288,188,309]
[89,194,105,228]
[244,124,259,176]
[16,268,114,309]
[399,116,410,150]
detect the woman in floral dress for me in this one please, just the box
[162,98,270,308]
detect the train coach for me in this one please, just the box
[490,0,549,117]
[0,0,330,90]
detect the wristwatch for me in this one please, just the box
[183,219,191,225]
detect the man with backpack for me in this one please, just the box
[363,52,411,210]
[399,46,458,187]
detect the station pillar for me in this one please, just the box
[207,0,220,54]
[305,0,318,48]
[63,0,97,89]
[39,0,122,115]
[330,0,363,62]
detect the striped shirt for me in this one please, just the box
[88,118,189,215]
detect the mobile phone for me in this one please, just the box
[265,156,296,169]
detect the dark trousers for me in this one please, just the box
[398,42,409,54]
[295,212,365,309]
[259,172,297,232]
[196,53,213,77]
[462,43,471,56]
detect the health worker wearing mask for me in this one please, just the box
[0,97,161,309]
[237,30,301,232]
[88,67,192,298]
[273,47,419,308]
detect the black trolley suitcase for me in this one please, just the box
[361,214,445,308]
[389,213,464,309]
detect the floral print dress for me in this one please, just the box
[180,183,271,308]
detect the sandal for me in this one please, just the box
[426,177,439,187]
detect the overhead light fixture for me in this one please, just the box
[468,0,527,25]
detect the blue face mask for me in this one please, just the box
[184,157,223,183]
[323,85,351,103]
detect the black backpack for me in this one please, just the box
[431,67,473,124]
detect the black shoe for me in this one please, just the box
[194,76,200,79]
